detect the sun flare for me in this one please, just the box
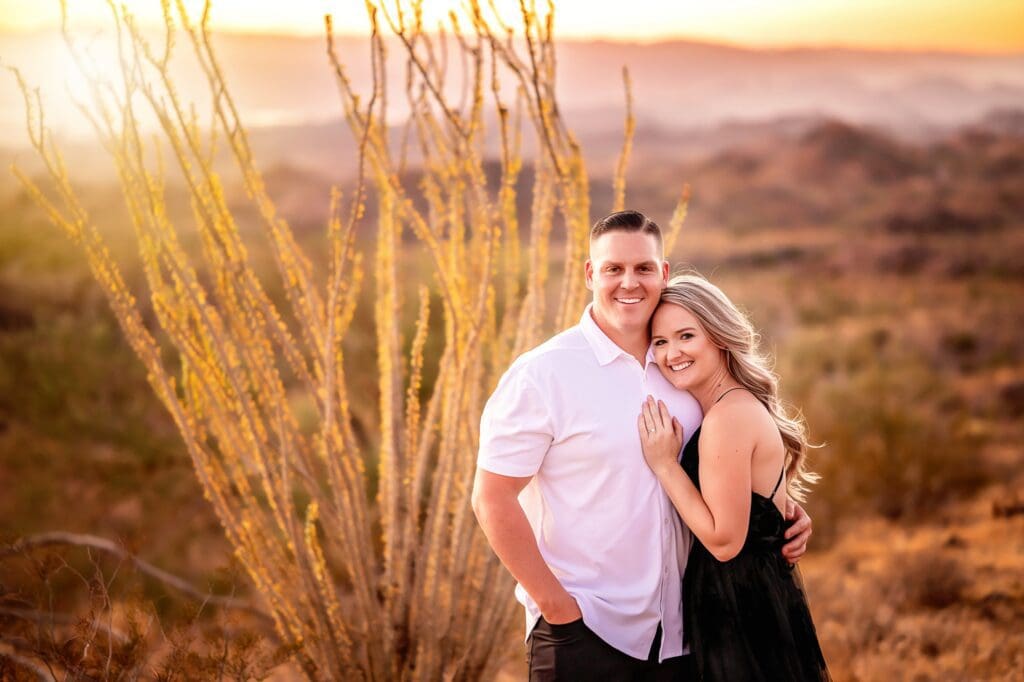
[0,0,1021,52]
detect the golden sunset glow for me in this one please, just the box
[0,0,1022,52]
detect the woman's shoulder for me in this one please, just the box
[700,391,774,444]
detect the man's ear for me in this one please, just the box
[585,259,594,291]
[660,259,670,283]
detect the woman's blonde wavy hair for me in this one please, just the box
[659,272,819,501]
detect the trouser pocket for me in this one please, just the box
[528,618,639,681]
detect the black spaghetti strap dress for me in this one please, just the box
[681,425,831,681]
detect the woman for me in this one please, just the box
[638,273,830,681]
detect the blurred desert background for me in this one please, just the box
[1,1,1023,680]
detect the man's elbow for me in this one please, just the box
[470,475,492,525]
[472,469,529,532]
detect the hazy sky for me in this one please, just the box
[1,0,1022,52]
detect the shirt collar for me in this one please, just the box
[580,304,652,367]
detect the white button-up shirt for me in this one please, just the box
[478,305,703,661]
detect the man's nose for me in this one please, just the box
[621,270,638,289]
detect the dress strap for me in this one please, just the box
[713,386,747,404]
[769,466,786,499]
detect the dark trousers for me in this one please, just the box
[527,618,696,681]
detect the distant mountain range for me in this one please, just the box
[2,31,1023,149]
[204,114,1024,244]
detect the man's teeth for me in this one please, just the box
[617,298,642,304]
[670,361,693,371]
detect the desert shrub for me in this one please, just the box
[792,282,861,326]
[811,374,981,520]
[781,327,988,533]
[0,272,194,546]
[885,206,991,234]
[941,330,978,357]
[721,245,811,269]
[897,552,969,611]
[997,381,1024,417]
[877,243,933,275]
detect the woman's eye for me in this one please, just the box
[653,339,665,346]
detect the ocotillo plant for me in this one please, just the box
[12,0,687,678]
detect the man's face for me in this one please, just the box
[585,230,669,338]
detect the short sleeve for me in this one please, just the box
[477,363,554,478]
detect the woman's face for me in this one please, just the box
[650,302,724,391]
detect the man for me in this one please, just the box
[471,210,812,680]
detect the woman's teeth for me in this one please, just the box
[669,361,693,371]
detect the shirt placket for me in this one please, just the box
[641,360,675,662]
[647,360,679,659]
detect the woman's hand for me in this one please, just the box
[638,395,684,478]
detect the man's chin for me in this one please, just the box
[619,304,655,321]
[614,308,655,329]
[596,303,655,332]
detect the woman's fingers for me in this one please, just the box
[646,395,665,429]
[638,395,655,432]
[643,397,686,442]
[658,400,672,430]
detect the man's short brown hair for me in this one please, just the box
[590,210,663,251]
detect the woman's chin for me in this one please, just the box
[672,378,693,392]
[660,371,692,392]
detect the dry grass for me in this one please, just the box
[0,545,288,681]
[801,484,1024,681]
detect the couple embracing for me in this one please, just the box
[472,210,830,681]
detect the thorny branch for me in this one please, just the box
[2,533,270,623]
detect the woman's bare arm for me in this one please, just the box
[640,396,756,562]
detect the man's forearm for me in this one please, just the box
[474,492,575,616]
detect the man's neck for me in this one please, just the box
[590,308,650,365]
